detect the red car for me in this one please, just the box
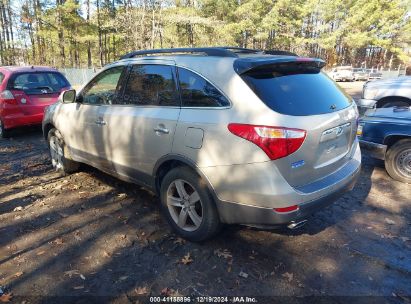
[0,66,71,138]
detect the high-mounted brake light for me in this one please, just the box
[273,205,299,213]
[296,57,314,62]
[228,124,306,160]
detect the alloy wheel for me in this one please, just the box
[166,179,203,232]
[49,135,64,171]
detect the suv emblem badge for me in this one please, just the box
[41,89,48,94]
[330,104,337,110]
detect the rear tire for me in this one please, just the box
[0,119,10,139]
[385,139,411,184]
[47,128,79,175]
[160,167,221,242]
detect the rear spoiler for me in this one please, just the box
[234,57,326,75]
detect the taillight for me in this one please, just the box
[0,90,15,99]
[228,123,306,160]
[0,90,16,104]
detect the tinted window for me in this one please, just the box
[0,72,4,84]
[241,65,352,116]
[9,72,70,95]
[178,68,230,107]
[121,65,178,106]
[81,66,124,105]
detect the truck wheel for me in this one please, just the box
[47,128,80,175]
[385,139,411,183]
[160,167,221,242]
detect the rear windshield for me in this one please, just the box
[241,65,352,116]
[8,72,70,95]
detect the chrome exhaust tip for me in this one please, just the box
[287,220,308,230]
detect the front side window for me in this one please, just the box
[81,66,124,105]
[121,64,179,106]
[8,72,70,95]
[178,68,230,107]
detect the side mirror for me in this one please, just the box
[62,89,76,104]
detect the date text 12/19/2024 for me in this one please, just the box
[149,296,258,303]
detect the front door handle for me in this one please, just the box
[154,125,169,134]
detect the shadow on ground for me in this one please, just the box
[0,130,410,303]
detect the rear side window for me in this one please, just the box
[241,64,353,116]
[8,72,70,95]
[0,72,4,84]
[178,68,230,107]
[121,65,179,106]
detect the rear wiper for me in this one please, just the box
[33,86,54,92]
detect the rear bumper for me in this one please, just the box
[216,166,360,226]
[359,139,386,160]
[2,112,44,129]
[204,142,362,225]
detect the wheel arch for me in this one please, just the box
[43,122,56,141]
[384,134,411,149]
[376,96,411,108]
[153,155,216,198]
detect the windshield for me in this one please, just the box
[242,65,353,116]
[8,72,70,95]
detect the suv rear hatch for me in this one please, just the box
[8,71,70,116]
[237,58,358,187]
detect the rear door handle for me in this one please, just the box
[154,126,169,134]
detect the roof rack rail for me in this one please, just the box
[264,50,298,56]
[120,47,242,59]
[221,47,263,54]
[119,47,297,60]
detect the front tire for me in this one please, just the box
[385,139,411,183]
[160,167,221,242]
[47,128,79,175]
[0,119,9,139]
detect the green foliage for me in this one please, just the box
[7,0,411,68]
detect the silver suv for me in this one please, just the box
[43,47,361,241]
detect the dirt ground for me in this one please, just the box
[0,82,410,303]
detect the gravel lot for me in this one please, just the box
[0,82,410,303]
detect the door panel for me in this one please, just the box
[103,106,180,178]
[60,65,125,170]
[104,63,180,181]
[56,103,110,169]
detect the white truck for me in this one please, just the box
[357,76,411,114]
[330,66,354,82]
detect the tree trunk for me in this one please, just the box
[57,0,66,67]
[97,0,103,67]
[6,0,14,63]
[86,0,92,67]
